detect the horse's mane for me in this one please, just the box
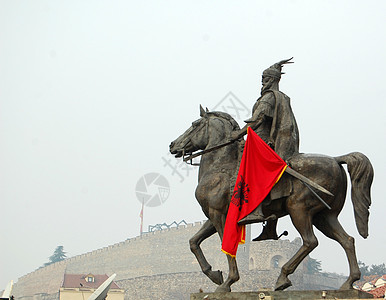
[208,111,240,131]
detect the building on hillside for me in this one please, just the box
[59,274,124,300]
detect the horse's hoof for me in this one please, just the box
[339,281,354,290]
[215,284,231,292]
[208,270,224,285]
[274,277,292,291]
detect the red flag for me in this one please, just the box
[221,127,287,257]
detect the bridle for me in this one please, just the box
[182,114,236,166]
[181,117,209,166]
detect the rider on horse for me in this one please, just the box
[230,58,300,227]
[170,59,373,291]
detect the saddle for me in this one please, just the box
[270,171,292,200]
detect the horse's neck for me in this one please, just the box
[199,136,240,180]
[205,133,229,162]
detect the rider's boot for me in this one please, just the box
[238,204,276,225]
[252,220,279,241]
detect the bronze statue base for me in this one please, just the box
[191,290,372,300]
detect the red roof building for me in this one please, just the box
[60,274,124,300]
[357,275,386,299]
[367,285,386,298]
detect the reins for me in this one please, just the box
[183,140,235,164]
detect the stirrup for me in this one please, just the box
[238,213,276,225]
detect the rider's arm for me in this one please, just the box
[231,118,264,140]
[230,94,275,141]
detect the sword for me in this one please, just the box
[302,181,332,210]
[285,167,333,196]
[285,167,333,209]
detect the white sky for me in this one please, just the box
[1,0,385,289]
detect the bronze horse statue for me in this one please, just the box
[169,106,373,292]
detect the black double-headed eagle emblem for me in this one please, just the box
[230,175,250,211]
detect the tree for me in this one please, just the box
[358,260,369,277]
[44,246,67,266]
[358,260,386,279]
[369,263,386,276]
[306,257,322,274]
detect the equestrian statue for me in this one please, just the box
[169,58,374,292]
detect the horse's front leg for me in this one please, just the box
[189,219,224,285]
[211,211,240,292]
[217,254,239,292]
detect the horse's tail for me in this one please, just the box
[335,152,374,239]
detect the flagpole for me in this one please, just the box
[140,198,144,236]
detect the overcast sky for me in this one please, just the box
[1,0,385,289]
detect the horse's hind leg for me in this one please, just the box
[189,219,224,285]
[275,209,319,291]
[313,213,360,289]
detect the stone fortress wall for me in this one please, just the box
[12,221,344,300]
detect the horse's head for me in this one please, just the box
[169,105,239,158]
